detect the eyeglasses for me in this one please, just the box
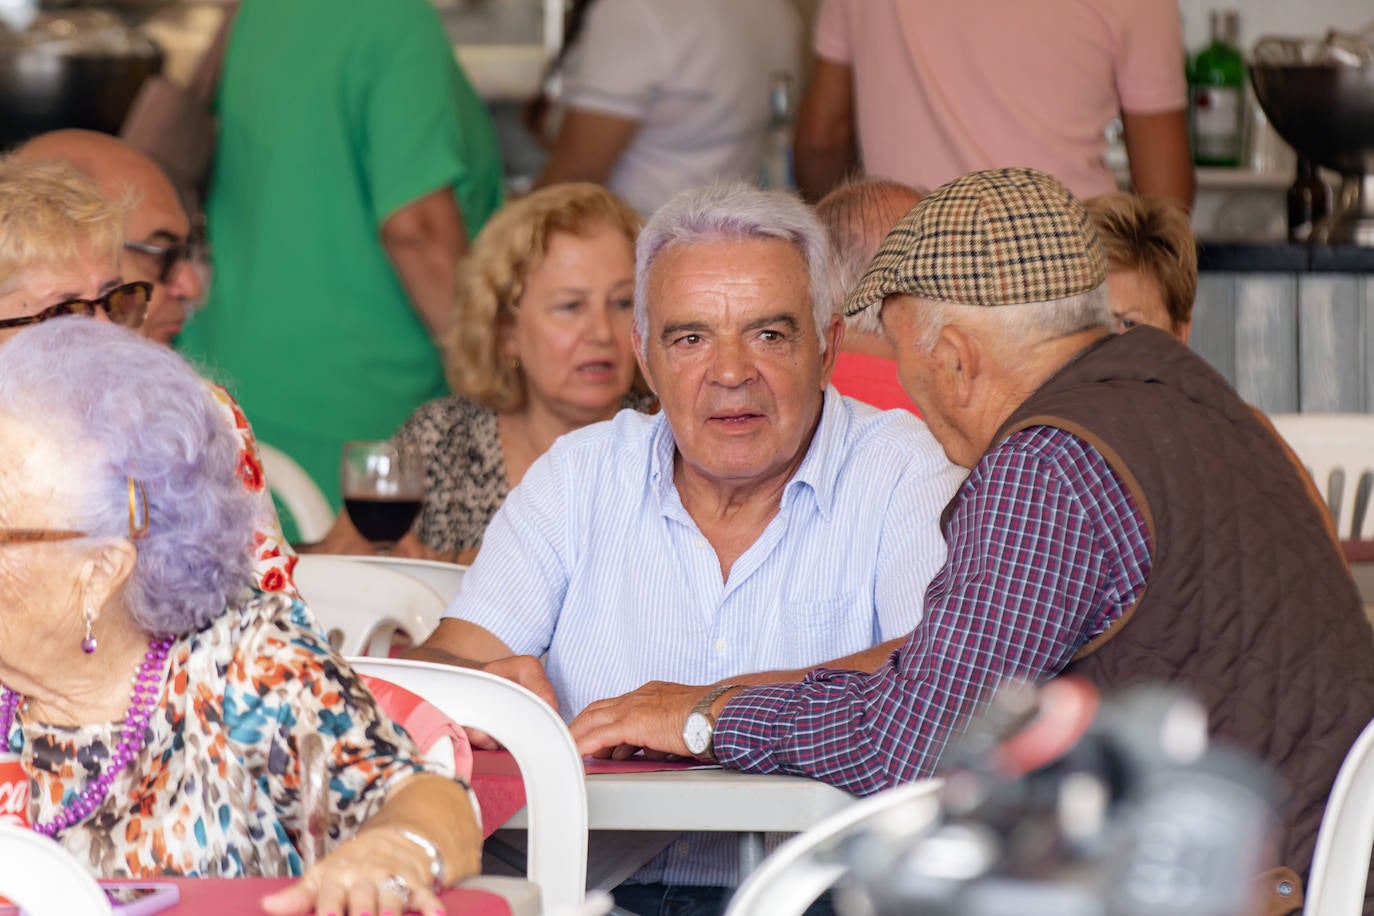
[0,281,152,331]
[124,234,208,284]
[0,478,149,544]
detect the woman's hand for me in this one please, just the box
[262,775,482,916]
[261,826,444,916]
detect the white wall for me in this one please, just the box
[1178,0,1372,53]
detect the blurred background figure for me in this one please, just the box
[177,0,506,527]
[1086,191,1198,343]
[837,677,1279,916]
[315,183,654,562]
[529,0,801,215]
[794,0,1195,210]
[15,129,205,345]
[814,176,923,413]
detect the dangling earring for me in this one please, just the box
[81,605,98,655]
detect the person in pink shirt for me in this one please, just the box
[795,0,1194,211]
[816,177,925,415]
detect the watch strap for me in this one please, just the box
[689,683,744,761]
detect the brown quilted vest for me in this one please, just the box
[987,327,1374,911]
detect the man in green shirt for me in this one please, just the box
[179,0,504,528]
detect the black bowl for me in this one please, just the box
[1249,63,1374,175]
[0,46,163,149]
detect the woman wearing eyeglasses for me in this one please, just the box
[15,129,211,347]
[0,156,298,598]
[0,319,482,915]
[0,161,151,342]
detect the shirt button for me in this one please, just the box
[715,638,727,653]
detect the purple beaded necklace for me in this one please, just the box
[0,633,175,836]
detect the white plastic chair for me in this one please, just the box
[348,555,468,604]
[724,779,942,916]
[1268,414,1374,541]
[0,824,112,915]
[347,657,589,915]
[1303,717,1374,915]
[257,441,335,543]
[294,555,445,655]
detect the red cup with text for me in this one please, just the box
[0,751,29,906]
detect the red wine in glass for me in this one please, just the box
[343,496,422,544]
[340,440,424,553]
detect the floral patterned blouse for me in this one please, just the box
[206,382,299,598]
[6,592,436,877]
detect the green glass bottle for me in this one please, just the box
[1190,10,1246,166]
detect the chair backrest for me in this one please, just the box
[347,658,589,914]
[294,555,446,655]
[0,824,112,916]
[348,555,468,604]
[724,780,941,916]
[257,441,335,543]
[1303,717,1374,915]
[1268,414,1374,541]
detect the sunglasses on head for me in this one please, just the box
[0,281,152,331]
[124,234,207,284]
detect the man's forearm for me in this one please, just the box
[721,637,904,687]
[794,143,858,204]
[400,643,485,668]
[381,188,468,338]
[387,237,460,337]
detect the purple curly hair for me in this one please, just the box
[0,318,254,634]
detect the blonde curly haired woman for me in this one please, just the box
[320,182,653,562]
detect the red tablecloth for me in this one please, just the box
[106,878,511,916]
[470,750,713,835]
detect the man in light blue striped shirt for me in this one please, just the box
[411,184,963,910]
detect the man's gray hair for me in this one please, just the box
[908,282,1114,357]
[815,178,923,336]
[635,183,832,354]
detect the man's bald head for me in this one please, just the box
[16,130,182,228]
[815,178,923,335]
[15,130,201,344]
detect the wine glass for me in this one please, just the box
[340,439,424,554]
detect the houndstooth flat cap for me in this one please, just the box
[843,167,1107,316]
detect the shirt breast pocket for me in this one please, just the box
[774,588,871,664]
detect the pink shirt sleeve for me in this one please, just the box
[1115,0,1187,113]
[361,675,475,783]
[813,0,852,64]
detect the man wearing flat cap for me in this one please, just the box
[574,167,1374,913]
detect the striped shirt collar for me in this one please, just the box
[646,386,851,523]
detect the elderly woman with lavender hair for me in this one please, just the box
[0,319,481,915]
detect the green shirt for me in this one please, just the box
[179,0,503,516]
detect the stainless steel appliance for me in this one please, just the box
[1250,34,1374,245]
[0,6,164,149]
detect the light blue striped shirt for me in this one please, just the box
[447,387,965,885]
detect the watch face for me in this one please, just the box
[683,711,712,755]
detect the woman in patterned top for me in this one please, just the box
[0,320,480,915]
[318,182,655,563]
[0,155,298,597]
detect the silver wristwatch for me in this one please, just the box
[682,684,743,761]
[397,827,446,893]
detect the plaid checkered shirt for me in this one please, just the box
[714,425,1152,793]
